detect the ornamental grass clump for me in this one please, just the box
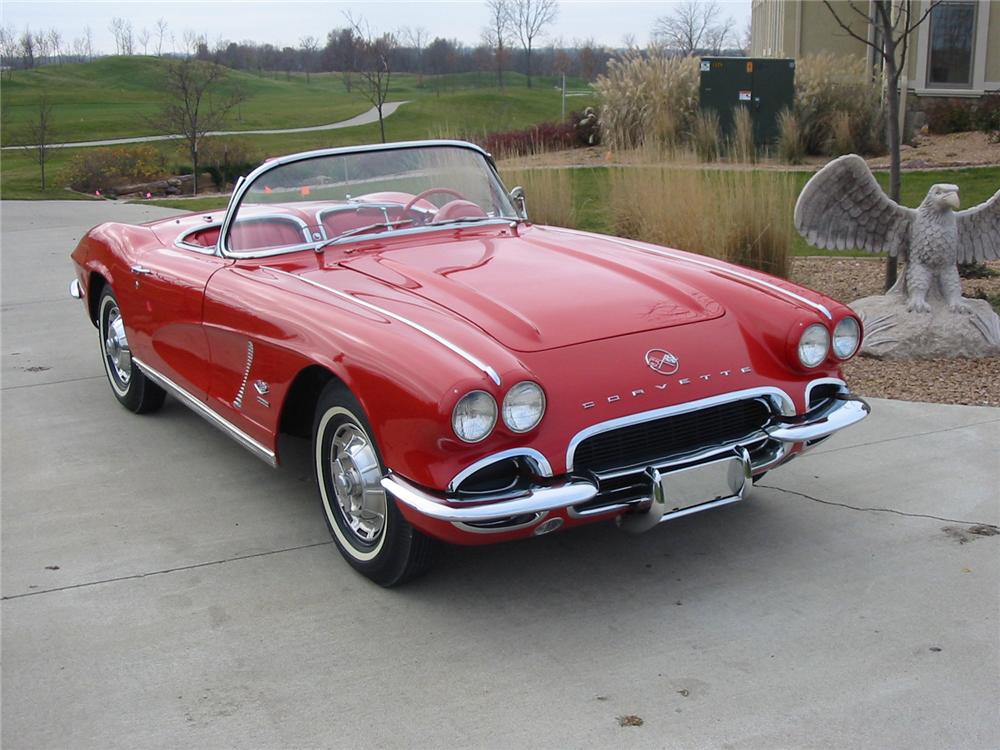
[692,110,722,162]
[793,53,885,157]
[594,52,699,151]
[607,166,793,277]
[776,109,806,164]
[729,106,757,164]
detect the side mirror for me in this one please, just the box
[510,186,528,220]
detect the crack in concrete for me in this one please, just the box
[1,540,333,601]
[759,483,999,529]
[1,375,104,391]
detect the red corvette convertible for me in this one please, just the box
[70,140,869,585]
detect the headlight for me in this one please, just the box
[832,317,861,359]
[502,381,546,433]
[798,323,830,368]
[452,390,497,443]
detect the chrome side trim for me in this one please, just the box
[448,448,554,493]
[453,512,547,535]
[266,267,502,386]
[132,357,277,467]
[565,386,795,472]
[69,279,83,299]
[233,340,255,409]
[382,473,598,523]
[545,227,833,320]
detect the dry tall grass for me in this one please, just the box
[776,109,806,164]
[729,107,757,164]
[794,53,885,156]
[608,166,792,277]
[692,110,722,162]
[501,167,577,228]
[594,53,699,151]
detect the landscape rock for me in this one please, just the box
[850,292,1000,359]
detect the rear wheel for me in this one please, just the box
[313,381,435,586]
[98,287,165,414]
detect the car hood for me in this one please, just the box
[337,225,726,352]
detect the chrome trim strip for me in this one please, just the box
[453,512,547,534]
[132,357,277,467]
[232,340,255,409]
[266,267,502,386]
[382,473,598,523]
[545,227,833,320]
[219,140,504,258]
[324,219,512,249]
[764,395,870,444]
[448,448,554,493]
[69,279,83,299]
[804,377,848,406]
[565,386,795,472]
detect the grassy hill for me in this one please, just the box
[0,56,595,199]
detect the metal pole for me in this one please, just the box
[561,73,566,119]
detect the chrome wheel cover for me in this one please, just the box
[329,423,387,545]
[103,304,131,387]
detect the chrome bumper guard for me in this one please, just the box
[69,278,83,299]
[383,393,870,528]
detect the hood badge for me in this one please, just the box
[645,349,680,375]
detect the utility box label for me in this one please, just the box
[739,90,752,102]
[700,61,711,72]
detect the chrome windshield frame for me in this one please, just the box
[217,140,517,260]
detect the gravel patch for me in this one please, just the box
[791,257,1000,408]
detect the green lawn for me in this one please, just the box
[1,57,595,200]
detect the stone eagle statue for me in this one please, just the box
[794,154,1000,314]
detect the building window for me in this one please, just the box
[927,1,977,87]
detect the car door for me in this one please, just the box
[125,243,231,399]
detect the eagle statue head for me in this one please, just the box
[923,183,961,213]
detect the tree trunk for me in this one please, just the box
[525,46,532,88]
[883,35,901,290]
[39,153,45,190]
[377,105,385,143]
[192,149,199,195]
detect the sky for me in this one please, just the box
[2,0,752,53]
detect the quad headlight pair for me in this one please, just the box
[452,381,546,443]
[798,317,861,367]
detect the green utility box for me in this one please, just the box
[699,57,795,146]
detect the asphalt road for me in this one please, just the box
[2,201,998,750]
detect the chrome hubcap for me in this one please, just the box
[329,423,386,544]
[104,305,131,385]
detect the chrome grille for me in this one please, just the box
[572,398,772,474]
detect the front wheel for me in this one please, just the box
[98,287,165,414]
[313,382,436,586]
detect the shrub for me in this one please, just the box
[924,97,975,134]
[729,106,757,163]
[594,52,699,151]
[64,145,168,193]
[973,92,1000,141]
[692,110,721,162]
[483,121,576,159]
[197,137,262,191]
[794,53,885,155]
[776,109,806,164]
[829,110,855,156]
[571,107,601,147]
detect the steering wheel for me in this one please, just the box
[402,188,468,217]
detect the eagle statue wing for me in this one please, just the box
[955,188,1000,263]
[794,154,915,258]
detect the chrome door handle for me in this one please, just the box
[131,264,153,276]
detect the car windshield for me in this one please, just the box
[225,144,518,256]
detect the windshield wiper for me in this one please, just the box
[312,219,415,253]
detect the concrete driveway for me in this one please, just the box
[2,201,998,749]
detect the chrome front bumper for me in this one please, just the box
[383,393,870,528]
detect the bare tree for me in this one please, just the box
[24,94,54,190]
[483,0,513,89]
[300,35,319,83]
[121,19,134,55]
[35,29,50,63]
[822,0,940,289]
[83,25,93,60]
[182,28,199,58]
[109,17,123,55]
[1,25,18,77]
[401,26,429,86]
[152,59,247,195]
[511,0,557,88]
[48,28,63,63]
[155,18,168,56]
[653,0,733,56]
[20,27,35,68]
[137,27,151,55]
[347,15,396,143]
